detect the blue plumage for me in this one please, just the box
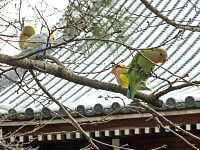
[16,33,56,61]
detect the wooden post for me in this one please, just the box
[112,139,120,150]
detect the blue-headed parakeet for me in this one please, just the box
[16,33,56,62]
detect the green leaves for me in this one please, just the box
[59,0,138,57]
[91,22,101,37]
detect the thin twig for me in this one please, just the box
[132,99,200,142]
[91,138,132,150]
[151,144,167,150]
[140,0,200,32]
[35,6,51,34]
[43,55,64,66]
[154,117,199,150]
[30,70,100,150]
[155,81,200,98]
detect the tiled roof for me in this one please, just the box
[0,0,199,120]
[3,109,200,143]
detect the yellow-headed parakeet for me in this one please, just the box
[111,63,150,91]
[16,33,56,62]
[127,47,168,99]
[19,26,35,49]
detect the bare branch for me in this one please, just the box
[0,54,163,107]
[91,138,131,150]
[151,144,167,150]
[140,0,200,32]
[155,81,200,98]
[0,34,18,38]
[154,117,199,150]
[132,99,200,142]
[30,70,100,150]
[43,55,64,66]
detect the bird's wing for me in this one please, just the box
[23,34,47,50]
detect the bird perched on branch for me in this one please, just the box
[16,33,56,62]
[111,62,150,91]
[19,26,35,49]
[127,47,168,99]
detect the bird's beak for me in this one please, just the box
[162,59,167,64]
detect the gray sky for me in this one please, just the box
[0,0,67,55]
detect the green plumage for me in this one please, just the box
[127,48,168,99]
[111,63,151,91]
[19,26,35,49]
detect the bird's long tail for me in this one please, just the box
[127,83,137,99]
[138,82,151,91]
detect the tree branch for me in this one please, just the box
[30,70,100,150]
[140,0,200,32]
[132,99,200,142]
[0,54,163,107]
[154,117,199,150]
[155,81,200,98]
[2,53,199,107]
[43,55,64,66]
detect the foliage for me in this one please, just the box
[59,0,137,56]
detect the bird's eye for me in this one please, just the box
[160,53,163,56]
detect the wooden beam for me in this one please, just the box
[124,129,130,136]
[134,128,140,135]
[154,127,160,133]
[95,131,100,137]
[144,127,151,134]
[19,136,24,143]
[38,135,43,141]
[196,123,200,130]
[66,133,72,139]
[0,128,2,140]
[112,139,120,150]
[185,124,191,131]
[105,130,110,137]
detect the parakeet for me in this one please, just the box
[111,63,150,91]
[19,26,35,49]
[16,33,56,62]
[127,47,168,99]
[111,63,129,87]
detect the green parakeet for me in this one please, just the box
[127,47,168,99]
[111,63,150,91]
[16,33,56,62]
[19,26,35,49]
